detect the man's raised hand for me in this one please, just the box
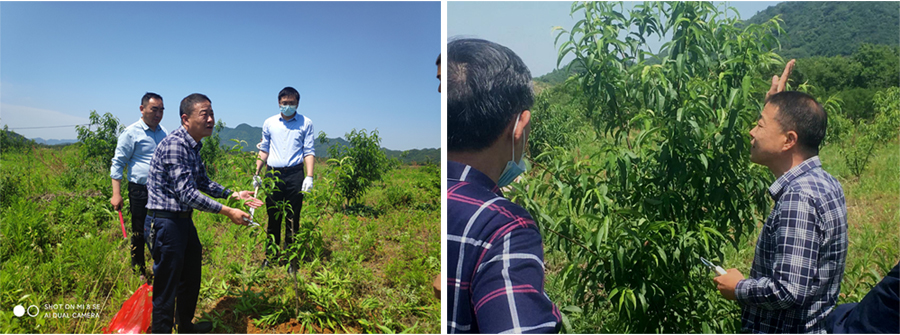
[766,59,796,101]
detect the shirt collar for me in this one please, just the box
[768,156,821,199]
[448,160,502,195]
[279,114,299,122]
[177,126,201,150]
[138,118,162,132]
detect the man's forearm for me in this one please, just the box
[256,151,268,175]
[304,155,314,177]
[112,179,122,197]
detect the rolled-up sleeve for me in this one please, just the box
[259,120,271,153]
[736,191,822,310]
[303,120,315,157]
[110,130,134,180]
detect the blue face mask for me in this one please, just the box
[280,105,297,117]
[497,113,528,188]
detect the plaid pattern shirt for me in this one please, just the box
[736,156,848,333]
[146,126,231,213]
[447,161,561,334]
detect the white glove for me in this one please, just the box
[252,175,262,189]
[302,176,313,192]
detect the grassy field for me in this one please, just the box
[0,144,440,333]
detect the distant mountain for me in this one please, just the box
[536,2,899,84]
[217,123,438,164]
[32,138,78,145]
[743,1,899,59]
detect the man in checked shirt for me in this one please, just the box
[145,93,263,333]
[446,38,561,334]
[714,60,849,333]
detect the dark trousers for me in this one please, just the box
[826,261,900,334]
[128,182,149,276]
[145,214,202,334]
[265,165,305,259]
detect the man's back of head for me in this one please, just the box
[448,38,534,153]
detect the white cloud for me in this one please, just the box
[0,103,90,140]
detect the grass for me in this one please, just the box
[0,144,439,333]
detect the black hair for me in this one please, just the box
[436,53,441,66]
[278,87,300,102]
[141,92,163,107]
[180,93,211,118]
[765,91,827,155]
[448,38,533,152]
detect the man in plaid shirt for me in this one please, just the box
[715,62,849,333]
[447,38,560,334]
[145,93,263,333]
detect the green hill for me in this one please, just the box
[536,2,900,84]
[743,1,899,59]
[217,123,438,164]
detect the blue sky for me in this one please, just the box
[449,1,782,78]
[1,1,440,150]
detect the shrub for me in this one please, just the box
[200,120,226,178]
[512,2,786,332]
[75,111,122,171]
[384,185,413,208]
[323,129,390,206]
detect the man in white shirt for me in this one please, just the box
[255,86,316,273]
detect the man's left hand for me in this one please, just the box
[232,190,264,208]
[713,268,744,300]
[302,176,313,192]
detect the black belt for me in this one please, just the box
[271,164,304,173]
[128,182,147,188]
[148,210,193,219]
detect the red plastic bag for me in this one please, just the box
[103,283,152,334]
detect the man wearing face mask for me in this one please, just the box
[255,86,316,273]
[446,38,561,334]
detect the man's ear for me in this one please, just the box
[181,113,189,126]
[783,130,798,152]
[514,110,532,142]
[139,104,145,113]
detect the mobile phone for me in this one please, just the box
[701,257,727,276]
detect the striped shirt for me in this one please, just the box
[146,126,231,213]
[736,156,848,333]
[259,113,315,168]
[110,119,168,185]
[447,160,561,334]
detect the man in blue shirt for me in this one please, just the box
[145,93,262,334]
[110,92,168,282]
[715,63,849,333]
[255,86,316,273]
[447,38,560,334]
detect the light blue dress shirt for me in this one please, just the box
[259,113,316,168]
[110,119,168,185]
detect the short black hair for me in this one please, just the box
[180,93,211,118]
[278,87,300,102]
[436,53,441,66]
[765,91,827,155]
[141,92,162,107]
[448,38,533,152]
